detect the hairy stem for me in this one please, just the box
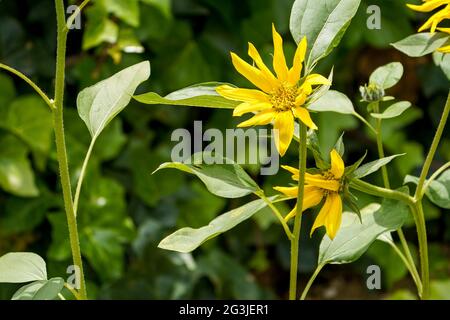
[289,123,307,300]
[54,0,87,300]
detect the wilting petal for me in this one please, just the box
[233,102,273,116]
[231,52,275,93]
[273,111,294,156]
[324,193,343,239]
[407,0,448,12]
[305,173,340,191]
[287,37,307,85]
[272,24,289,81]
[248,42,278,86]
[237,109,276,127]
[330,149,345,179]
[216,85,269,103]
[293,106,318,130]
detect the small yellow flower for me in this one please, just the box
[216,24,330,156]
[274,149,345,239]
[407,0,450,53]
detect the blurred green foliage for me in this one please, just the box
[0,0,448,299]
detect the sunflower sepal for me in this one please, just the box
[342,185,362,223]
[344,151,368,178]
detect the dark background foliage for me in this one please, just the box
[0,0,448,299]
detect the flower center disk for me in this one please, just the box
[270,84,297,112]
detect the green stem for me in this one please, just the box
[0,63,54,109]
[289,123,307,300]
[300,263,324,300]
[387,239,422,294]
[54,0,87,300]
[350,179,415,205]
[64,0,91,32]
[415,91,450,199]
[259,194,293,240]
[372,101,419,292]
[396,228,420,293]
[412,201,429,299]
[73,138,97,216]
[353,111,377,135]
[422,161,450,197]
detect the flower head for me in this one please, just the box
[407,0,450,53]
[216,24,330,156]
[274,149,345,239]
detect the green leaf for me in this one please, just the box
[134,82,239,109]
[0,73,16,107]
[370,101,412,119]
[433,52,450,81]
[333,133,345,157]
[0,135,39,197]
[0,252,47,283]
[0,95,53,154]
[308,90,355,114]
[77,61,150,139]
[318,199,409,265]
[105,0,140,27]
[392,32,449,57]
[12,278,64,300]
[352,154,404,179]
[158,198,269,253]
[404,170,450,208]
[154,154,260,198]
[290,0,361,67]
[369,62,404,89]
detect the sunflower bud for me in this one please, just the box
[359,83,385,102]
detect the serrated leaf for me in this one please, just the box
[12,278,64,300]
[77,61,150,139]
[404,170,450,208]
[290,0,361,67]
[352,154,404,179]
[318,199,408,265]
[370,101,412,119]
[134,82,239,109]
[308,90,355,114]
[0,252,47,283]
[392,32,449,57]
[154,154,260,198]
[158,198,270,253]
[369,62,404,89]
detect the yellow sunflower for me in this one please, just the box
[407,0,450,53]
[216,24,330,156]
[274,149,345,239]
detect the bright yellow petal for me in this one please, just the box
[273,186,298,197]
[273,111,294,156]
[281,165,300,180]
[310,194,333,237]
[407,0,448,12]
[272,24,289,81]
[293,106,318,130]
[437,27,450,34]
[304,74,332,86]
[231,52,274,93]
[330,149,345,179]
[305,173,340,191]
[248,42,278,87]
[282,185,324,221]
[237,109,276,127]
[216,85,269,103]
[287,37,307,85]
[233,102,273,116]
[323,193,343,239]
[418,7,450,32]
[438,44,450,52]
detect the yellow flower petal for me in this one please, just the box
[437,27,450,33]
[282,186,324,221]
[273,110,294,156]
[216,85,269,103]
[231,52,275,93]
[310,193,333,237]
[273,186,298,197]
[418,6,450,32]
[330,149,345,179]
[237,109,276,127]
[407,0,448,12]
[305,173,340,191]
[281,165,300,180]
[293,106,318,130]
[248,42,278,86]
[233,102,273,116]
[272,24,289,81]
[438,44,450,52]
[287,37,307,85]
[324,193,343,239]
[304,74,332,86]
